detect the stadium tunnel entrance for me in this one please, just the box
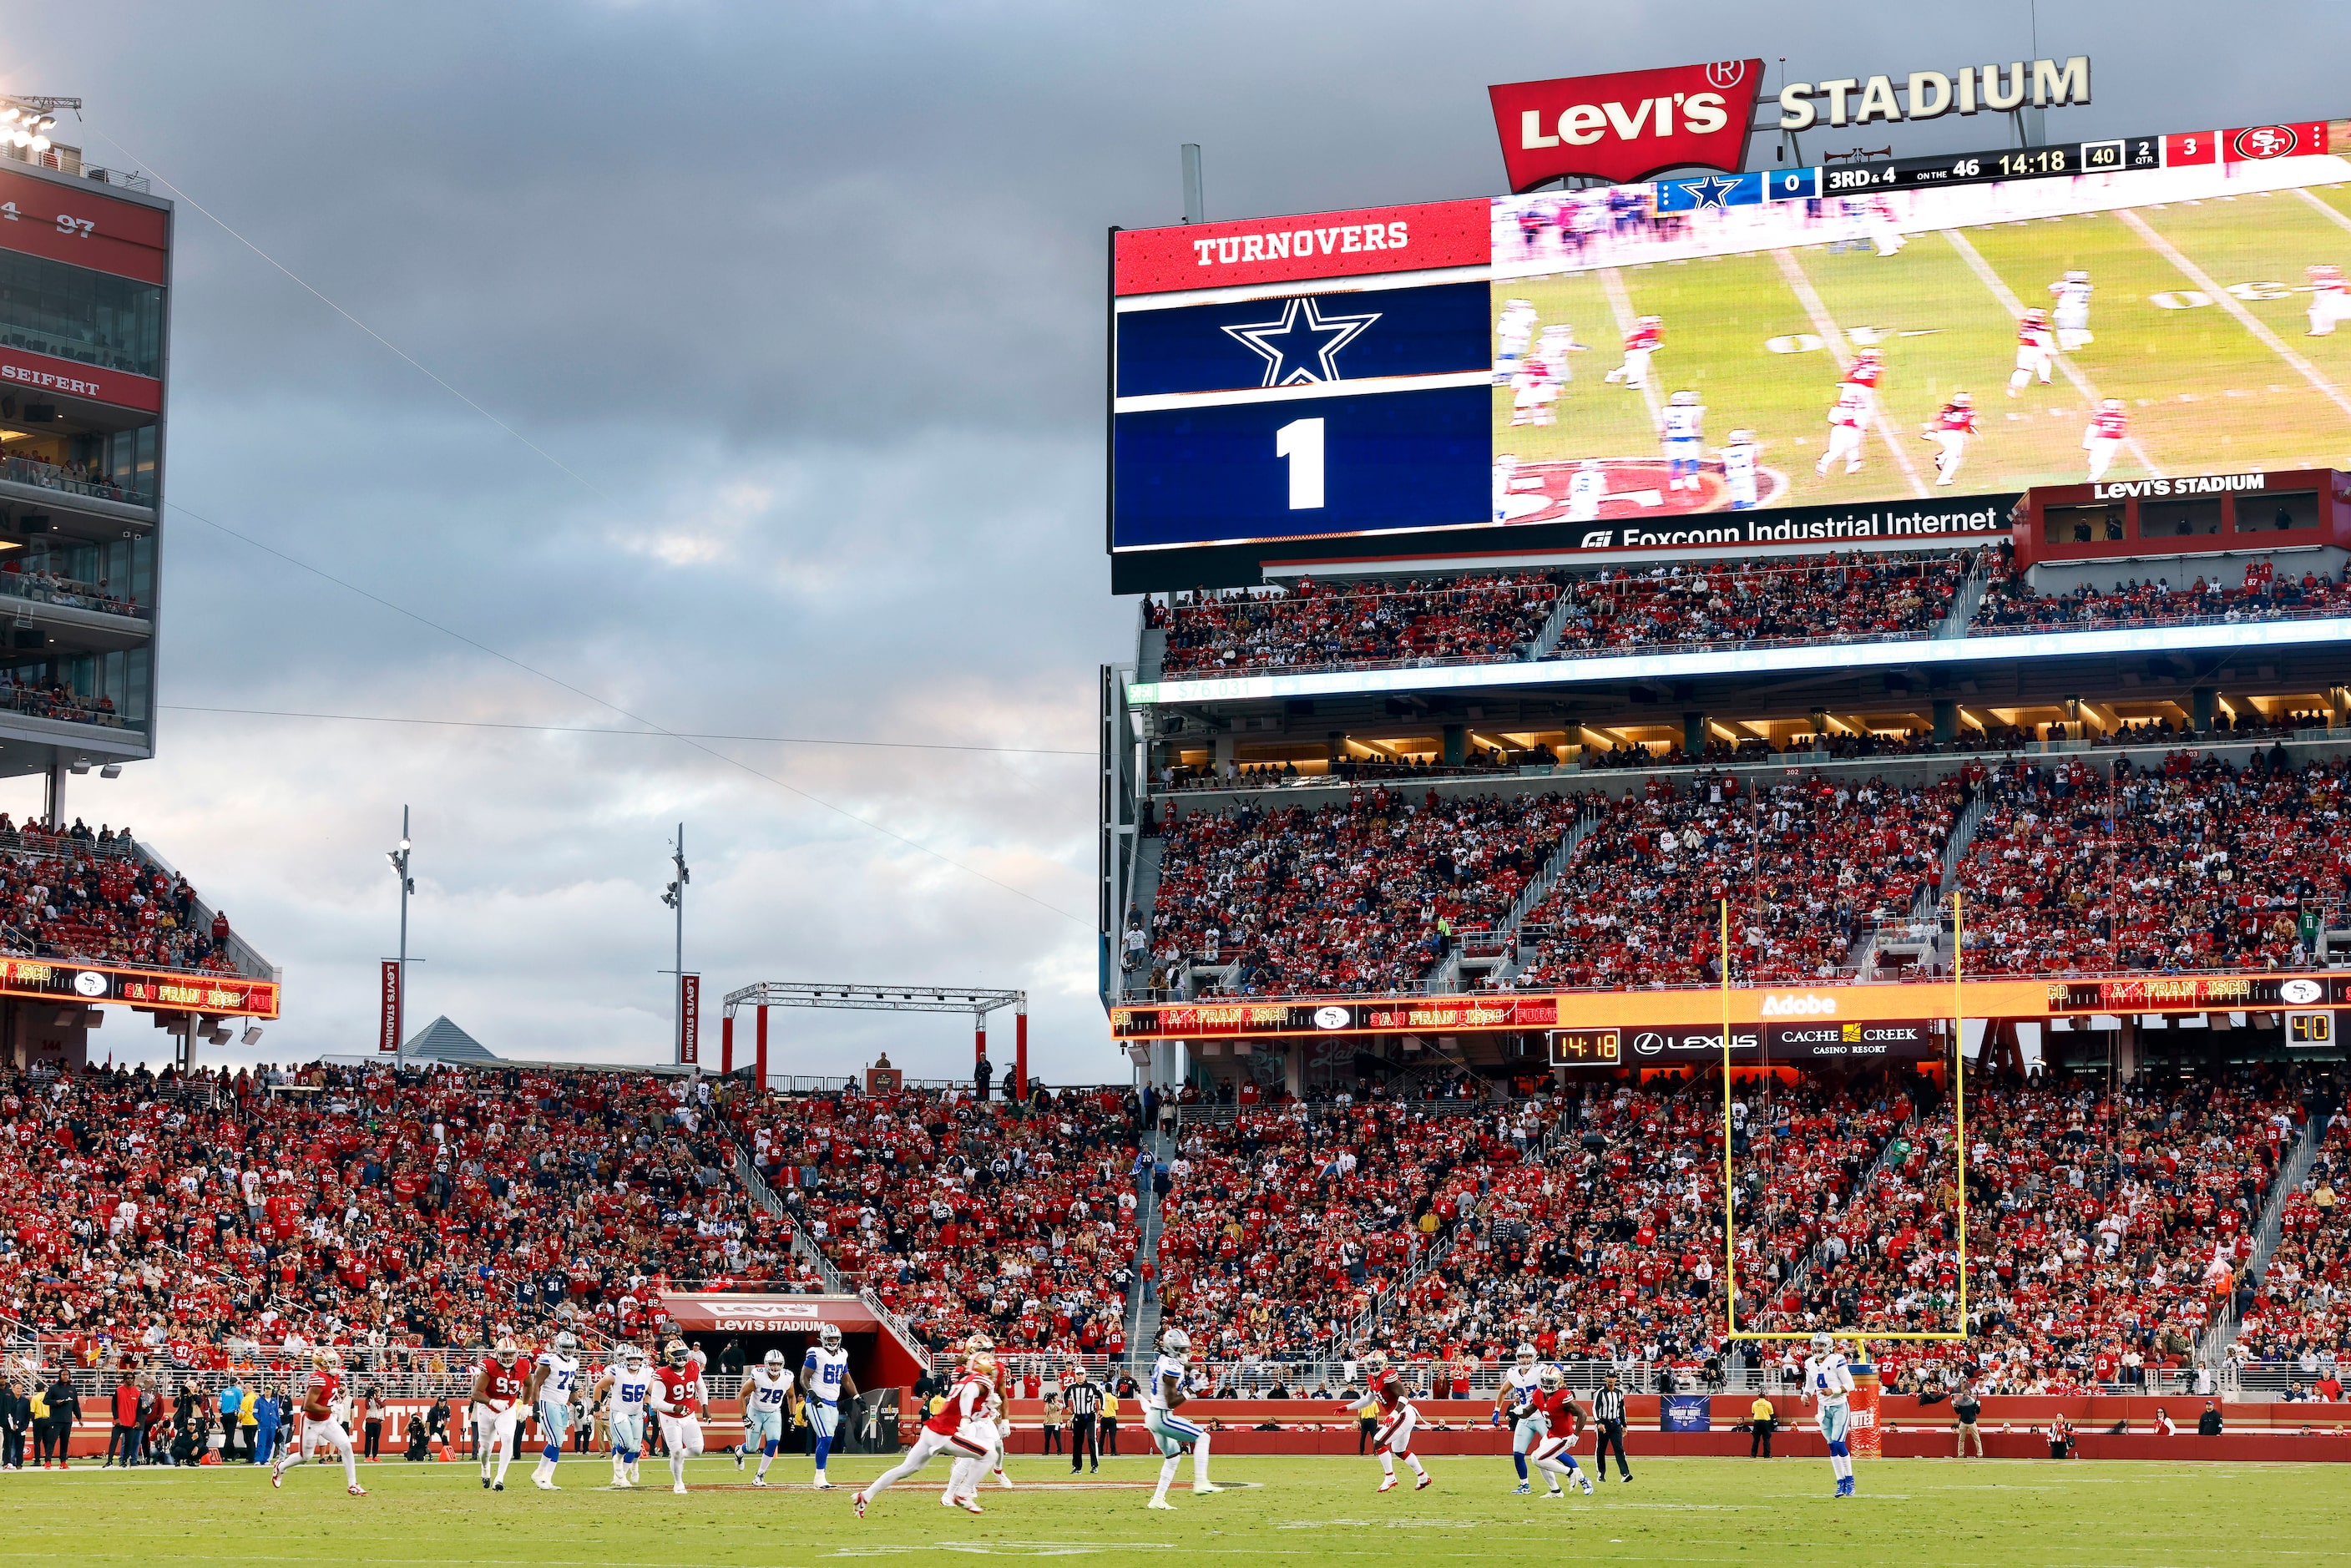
[659,1291,928,1395]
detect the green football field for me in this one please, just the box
[15,1454,2350,1565]
[1494,179,2351,508]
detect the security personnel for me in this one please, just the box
[1592,1371,1632,1482]
[1748,1393,1777,1457]
[1061,1366,1103,1474]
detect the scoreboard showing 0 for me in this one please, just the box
[1548,1028,1621,1067]
[1108,115,2351,591]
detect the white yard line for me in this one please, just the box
[2295,186,2351,238]
[1939,226,2166,480]
[1768,248,1930,497]
[2116,206,2351,424]
[1595,266,1668,443]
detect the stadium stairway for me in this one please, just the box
[1526,588,1577,660]
[1479,797,1608,988]
[1752,1099,1924,1326]
[1846,786,1991,979]
[724,1136,849,1292]
[1110,832,1164,1003]
[1125,1125,1173,1372]
[1935,558,1995,640]
[2197,1095,2337,1368]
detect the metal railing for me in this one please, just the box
[0,568,149,620]
[0,452,154,510]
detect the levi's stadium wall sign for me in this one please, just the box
[1488,59,1765,192]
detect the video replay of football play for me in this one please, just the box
[1489,141,2351,526]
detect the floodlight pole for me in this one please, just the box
[665,823,690,1057]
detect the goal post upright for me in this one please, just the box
[1718,893,1971,1345]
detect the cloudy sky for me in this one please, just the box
[8,1,2344,1081]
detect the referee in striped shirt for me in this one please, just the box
[1062,1366,1103,1474]
[1592,1373,1633,1483]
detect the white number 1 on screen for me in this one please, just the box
[1275,417,1325,510]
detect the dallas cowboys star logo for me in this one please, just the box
[1685,175,1742,210]
[1221,296,1380,388]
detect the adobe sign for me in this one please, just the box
[1489,58,1765,192]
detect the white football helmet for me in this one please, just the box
[552,1331,578,1357]
[1810,1332,1836,1355]
[819,1323,842,1351]
[1515,1343,1538,1368]
[622,1345,646,1369]
[2101,397,2124,412]
[1160,1328,1191,1361]
[763,1348,786,1371]
[1669,389,1697,406]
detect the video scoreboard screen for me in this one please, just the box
[1110,117,2351,587]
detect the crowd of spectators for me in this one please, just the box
[1973,565,2351,635]
[0,816,238,975]
[728,1085,1142,1361]
[0,676,124,729]
[1951,750,2342,975]
[0,559,146,620]
[1152,574,1560,678]
[1154,1095,1563,1363]
[1145,787,1590,996]
[1549,553,1974,658]
[0,450,148,506]
[1759,1074,2308,1396]
[0,1059,766,1368]
[2237,1106,2349,1367]
[1508,770,1962,989]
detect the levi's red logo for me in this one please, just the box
[1488,58,1764,192]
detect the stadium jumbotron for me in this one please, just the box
[7,15,2351,1565]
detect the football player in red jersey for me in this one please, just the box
[1342,1351,1431,1493]
[1921,392,1977,487]
[270,1348,365,1496]
[649,1340,707,1495]
[1525,1368,1595,1497]
[468,1333,528,1491]
[854,1346,1000,1519]
[2083,398,2130,483]
[2007,309,2055,397]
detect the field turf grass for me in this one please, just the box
[15,1452,2349,1565]
[1495,178,2351,507]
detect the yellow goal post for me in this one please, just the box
[1719,894,1970,1343]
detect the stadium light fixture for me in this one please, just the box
[241,1025,262,1047]
[99,763,120,779]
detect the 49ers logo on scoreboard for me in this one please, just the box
[1488,58,1764,192]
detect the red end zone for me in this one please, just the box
[1494,456,1792,527]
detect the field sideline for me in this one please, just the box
[9,1454,2347,1564]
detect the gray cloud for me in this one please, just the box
[9,0,2345,1079]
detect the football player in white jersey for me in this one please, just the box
[2308,265,2348,336]
[1141,1328,1219,1510]
[1661,391,1705,490]
[796,1323,859,1490]
[1494,299,1537,386]
[1721,430,1762,509]
[730,1348,795,1487]
[592,1346,652,1488]
[2050,270,2094,350]
[1498,1343,1550,1494]
[527,1331,581,1490]
[1803,1333,1859,1498]
[1566,458,1608,523]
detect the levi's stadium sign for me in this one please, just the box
[1489,59,1764,191]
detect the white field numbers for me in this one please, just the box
[1276,417,1326,509]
